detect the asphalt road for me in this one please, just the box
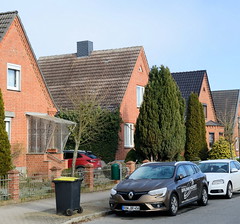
[82,192,240,224]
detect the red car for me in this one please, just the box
[63,150,102,170]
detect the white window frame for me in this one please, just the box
[7,63,21,91]
[4,117,11,141]
[136,86,144,108]
[124,123,134,148]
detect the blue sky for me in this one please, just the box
[2,0,240,91]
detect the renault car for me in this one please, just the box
[109,161,208,216]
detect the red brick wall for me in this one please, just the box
[198,74,224,148]
[116,48,149,160]
[26,153,67,178]
[0,17,56,170]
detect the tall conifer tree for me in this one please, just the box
[0,89,12,176]
[185,93,208,161]
[135,65,185,161]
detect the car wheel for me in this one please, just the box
[168,194,178,216]
[225,182,233,199]
[197,186,208,206]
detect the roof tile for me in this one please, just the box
[38,46,142,109]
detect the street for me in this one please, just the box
[81,192,240,224]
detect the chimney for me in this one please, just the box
[77,40,93,57]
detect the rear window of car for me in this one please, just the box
[85,153,97,159]
[63,151,83,159]
[129,165,175,180]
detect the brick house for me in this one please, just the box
[38,41,150,160]
[0,11,73,176]
[172,70,224,149]
[212,89,240,156]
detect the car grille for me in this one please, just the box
[210,189,224,193]
[117,191,148,200]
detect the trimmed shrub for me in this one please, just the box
[208,137,233,159]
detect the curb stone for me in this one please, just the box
[63,210,113,224]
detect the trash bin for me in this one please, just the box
[52,177,83,216]
[111,163,120,180]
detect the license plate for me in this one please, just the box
[122,205,140,211]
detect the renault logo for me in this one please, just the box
[128,191,134,199]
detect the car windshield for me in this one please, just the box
[199,162,229,173]
[129,165,175,180]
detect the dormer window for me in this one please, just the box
[7,63,21,91]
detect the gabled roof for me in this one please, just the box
[212,89,240,121]
[38,46,143,110]
[0,10,57,109]
[0,11,17,42]
[171,70,206,102]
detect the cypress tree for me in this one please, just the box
[185,93,208,161]
[198,102,208,160]
[135,65,185,161]
[0,89,12,176]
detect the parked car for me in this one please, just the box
[198,159,240,199]
[63,150,102,171]
[109,161,208,216]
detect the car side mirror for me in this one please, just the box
[176,174,184,181]
[231,168,238,173]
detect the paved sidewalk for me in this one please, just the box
[0,190,111,224]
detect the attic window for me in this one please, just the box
[139,66,143,72]
[203,87,206,91]
[7,63,21,91]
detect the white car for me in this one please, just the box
[198,159,240,199]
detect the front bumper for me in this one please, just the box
[109,193,169,212]
[208,183,227,195]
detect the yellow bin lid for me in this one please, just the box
[53,177,79,182]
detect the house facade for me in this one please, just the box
[0,11,72,176]
[172,70,224,149]
[38,41,150,160]
[212,89,240,157]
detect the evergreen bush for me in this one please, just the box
[208,137,232,159]
[0,89,12,176]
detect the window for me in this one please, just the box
[28,115,71,153]
[219,132,224,137]
[209,132,215,148]
[7,63,21,91]
[202,104,207,119]
[4,117,11,140]
[233,161,240,170]
[230,162,237,171]
[176,165,187,178]
[136,86,144,107]
[184,165,196,176]
[124,123,134,148]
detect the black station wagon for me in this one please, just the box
[109,161,208,216]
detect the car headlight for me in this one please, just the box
[212,179,224,185]
[148,187,167,197]
[110,184,118,196]
[110,188,117,195]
